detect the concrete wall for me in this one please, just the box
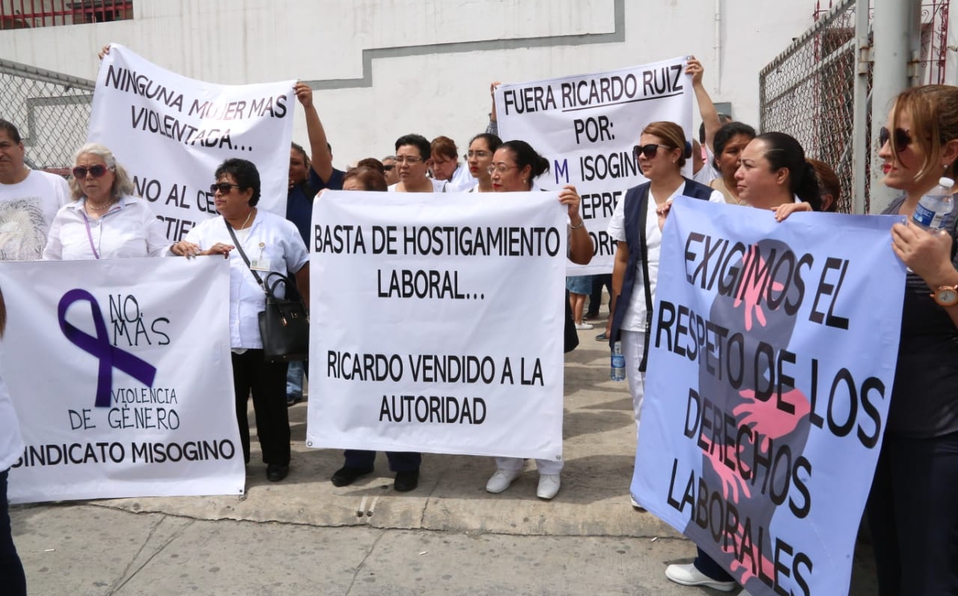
[0,0,816,167]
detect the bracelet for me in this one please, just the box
[570,219,586,230]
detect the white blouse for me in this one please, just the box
[42,195,170,260]
[184,210,309,349]
[0,369,24,472]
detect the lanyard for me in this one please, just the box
[80,210,100,260]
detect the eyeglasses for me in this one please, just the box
[467,150,490,159]
[72,165,112,179]
[487,164,518,175]
[879,126,912,151]
[394,156,423,165]
[633,144,668,159]
[383,165,395,171]
[210,182,240,195]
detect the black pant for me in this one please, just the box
[866,430,958,596]
[231,351,290,466]
[344,450,421,473]
[0,470,26,596]
[587,274,612,315]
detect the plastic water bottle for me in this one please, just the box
[912,177,955,231]
[610,341,625,381]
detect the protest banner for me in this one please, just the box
[495,56,693,274]
[307,191,567,459]
[0,257,244,503]
[632,200,905,596]
[88,44,295,242]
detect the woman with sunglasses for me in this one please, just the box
[465,133,501,193]
[606,122,724,509]
[863,85,958,595]
[484,139,592,500]
[171,158,309,484]
[42,144,168,260]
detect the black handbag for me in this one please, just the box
[226,220,309,362]
[257,271,310,362]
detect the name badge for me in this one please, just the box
[250,257,271,271]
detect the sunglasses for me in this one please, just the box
[210,183,240,195]
[879,126,912,151]
[383,165,395,171]
[633,144,668,159]
[72,165,111,179]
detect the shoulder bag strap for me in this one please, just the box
[637,186,654,373]
[224,220,267,292]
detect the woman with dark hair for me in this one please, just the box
[43,143,168,260]
[866,84,958,595]
[0,290,26,594]
[171,158,309,483]
[736,131,822,212]
[710,122,757,205]
[606,121,724,513]
[328,166,422,493]
[484,139,592,500]
[807,158,841,212]
[465,132,502,193]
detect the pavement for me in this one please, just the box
[11,312,879,596]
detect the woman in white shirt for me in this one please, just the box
[0,291,27,595]
[171,158,309,483]
[43,143,168,260]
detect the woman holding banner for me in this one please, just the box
[171,158,309,483]
[484,139,592,500]
[326,166,423,493]
[42,143,169,260]
[606,121,724,507]
[663,132,821,593]
[0,291,26,594]
[864,85,958,596]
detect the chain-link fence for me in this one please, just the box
[759,0,864,214]
[0,58,94,174]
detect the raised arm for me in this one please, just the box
[686,57,722,152]
[295,82,334,184]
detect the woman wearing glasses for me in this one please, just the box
[42,143,168,260]
[465,133,501,193]
[605,122,724,507]
[862,85,958,595]
[484,139,592,500]
[171,158,309,483]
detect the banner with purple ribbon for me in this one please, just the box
[0,257,244,503]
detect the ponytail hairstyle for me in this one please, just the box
[642,121,691,167]
[499,140,550,186]
[469,132,502,155]
[755,132,822,211]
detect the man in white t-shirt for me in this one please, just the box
[0,120,70,260]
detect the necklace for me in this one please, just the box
[235,209,253,230]
[86,200,112,212]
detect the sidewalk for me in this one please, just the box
[11,317,879,595]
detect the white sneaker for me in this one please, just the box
[574,322,593,330]
[536,474,561,500]
[665,563,737,592]
[630,494,646,511]
[486,468,522,493]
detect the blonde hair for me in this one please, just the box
[891,85,958,181]
[642,121,691,167]
[69,143,135,201]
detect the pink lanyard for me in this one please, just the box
[80,211,101,260]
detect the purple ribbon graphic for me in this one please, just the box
[58,289,157,408]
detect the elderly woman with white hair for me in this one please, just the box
[42,143,168,260]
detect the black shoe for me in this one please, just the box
[584,311,600,321]
[286,395,302,407]
[331,465,374,487]
[393,470,419,492]
[266,464,289,482]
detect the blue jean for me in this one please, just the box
[286,360,306,399]
[1,469,26,596]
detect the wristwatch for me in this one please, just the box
[930,284,958,307]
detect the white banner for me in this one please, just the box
[307,191,567,459]
[633,200,905,596]
[88,44,295,242]
[0,258,244,503]
[496,56,693,274]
